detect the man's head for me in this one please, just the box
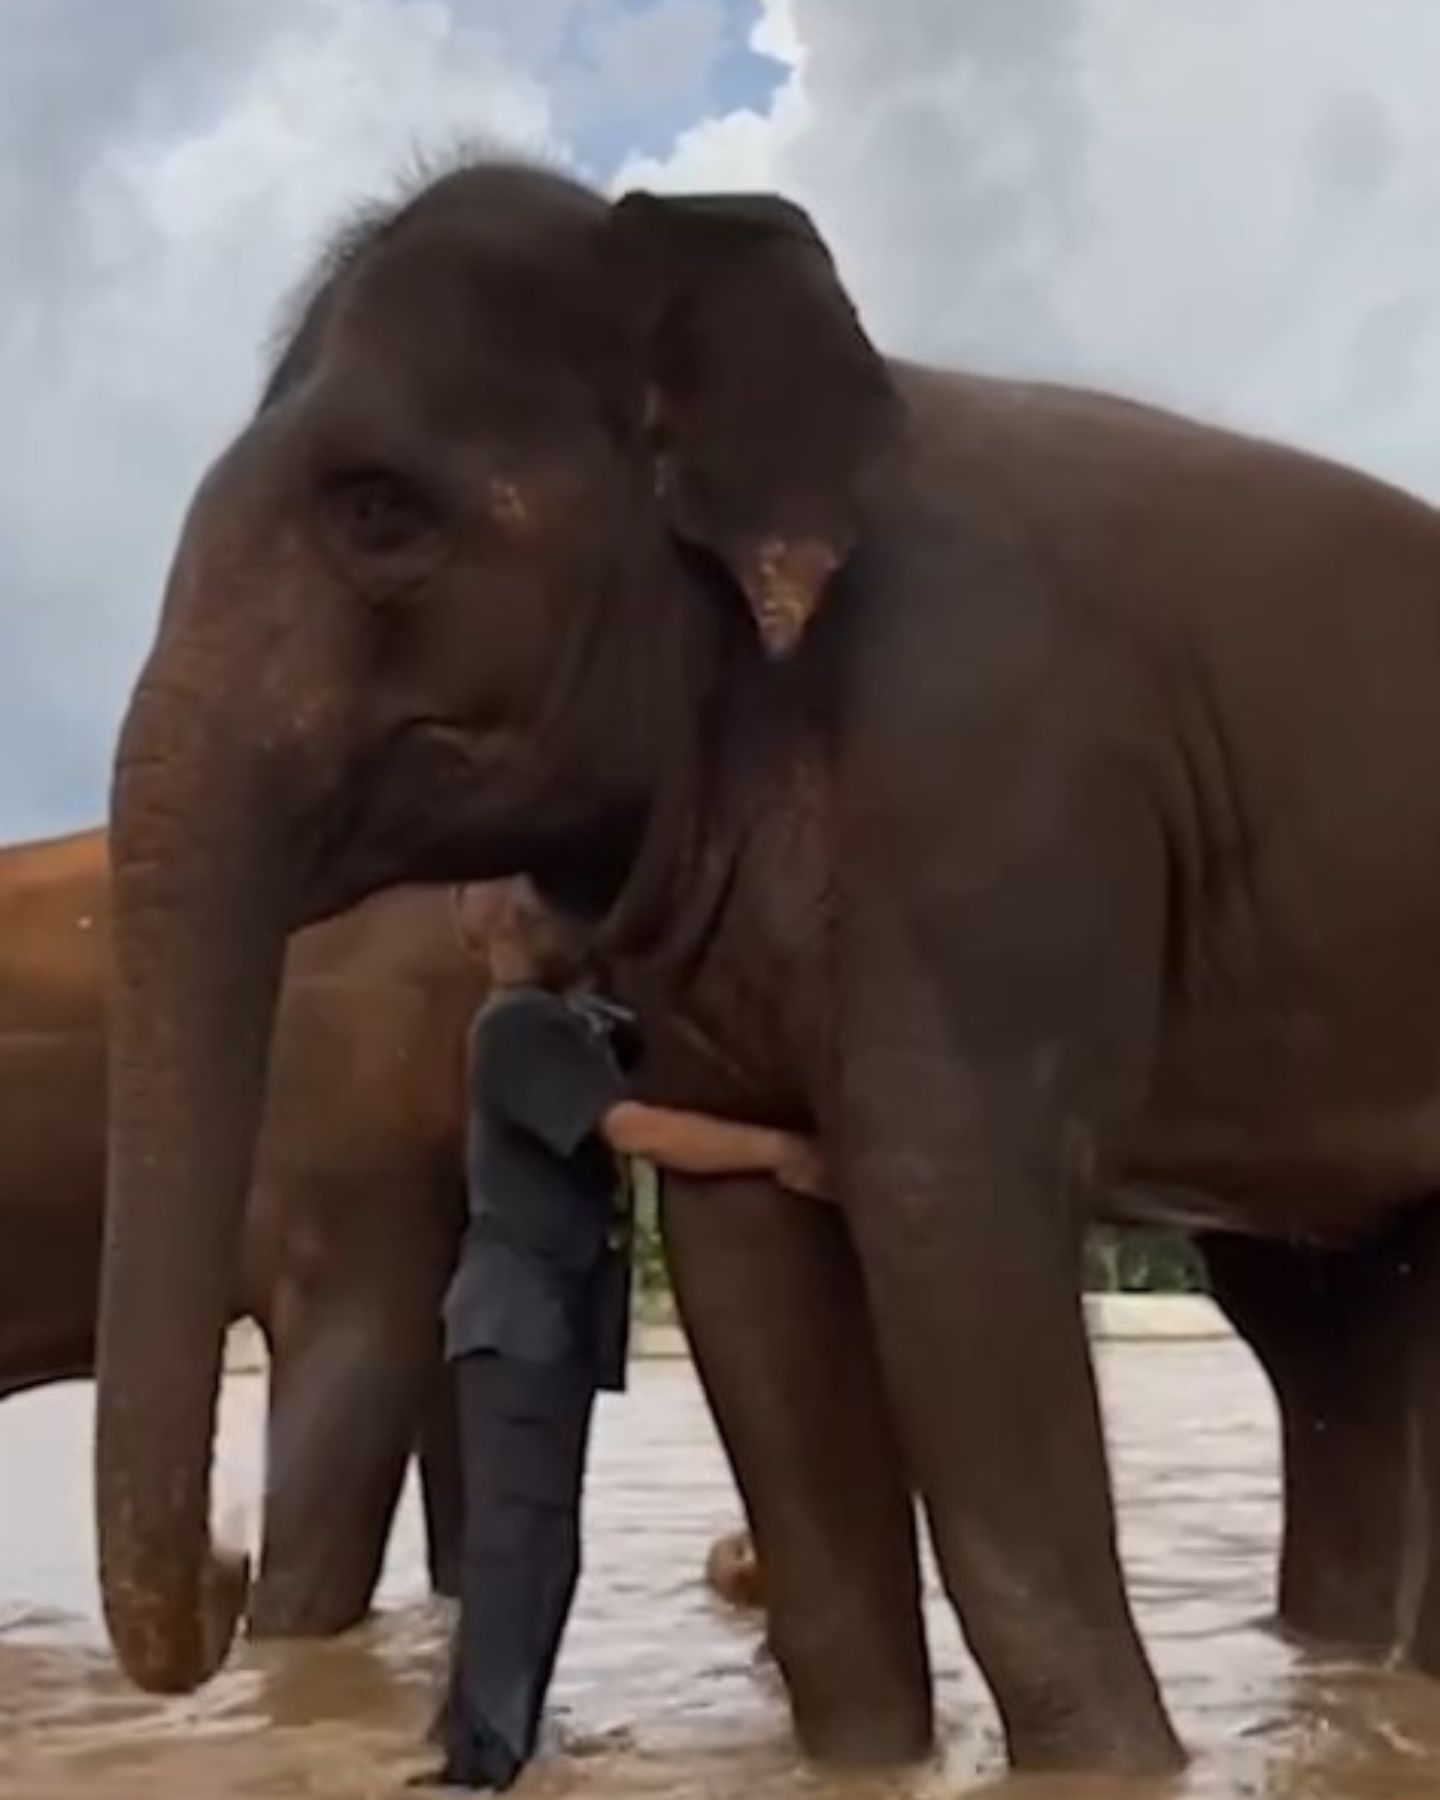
[480,877,594,990]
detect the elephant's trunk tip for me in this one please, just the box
[102,1546,250,1695]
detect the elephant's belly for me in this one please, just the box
[1111,951,1440,1243]
[1117,1091,1440,1245]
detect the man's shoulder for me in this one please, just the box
[471,985,574,1045]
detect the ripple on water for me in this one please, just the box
[8,1348,1440,1797]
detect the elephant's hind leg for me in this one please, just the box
[662,1174,933,1769]
[1203,1229,1413,1654]
[1393,1206,1440,1674]
[248,1300,437,1638]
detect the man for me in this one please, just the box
[419,880,825,1792]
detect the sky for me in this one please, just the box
[3,0,1439,839]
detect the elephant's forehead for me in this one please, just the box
[311,265,615,464]
[330,219,608,380]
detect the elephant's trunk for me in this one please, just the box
[97,639,292,1692]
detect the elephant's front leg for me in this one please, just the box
[662,1173,933,1767]
[249,1301,438,1637]
[833,794,1182,1773]
[840,1122,1178,1772]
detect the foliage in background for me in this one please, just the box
[629,1161,672,1319]
[629,1163,1208,1304]
[1083,1227,1208,1293]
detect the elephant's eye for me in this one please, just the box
[324,468,436,556]
[317,466,450,602]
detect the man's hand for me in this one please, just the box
[773,1135,831,1201]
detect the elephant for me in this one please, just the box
[704,1527,764,1612]
[0,825,485,1633]
[91,153,1440,1777]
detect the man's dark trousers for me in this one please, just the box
[438,1352,598,1789]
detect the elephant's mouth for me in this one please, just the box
[291,719,538,928]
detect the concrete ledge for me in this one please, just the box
[224,1321,268,1374]
[220,1296,1229,1378]
[220,1317,696,1375]
[633,1322,690,1359]
[635,1300,1229,1354]
[1085,1293,1227,1340]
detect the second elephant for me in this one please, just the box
[0,826,484,1633]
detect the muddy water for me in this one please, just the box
[4,1338,1440,1799]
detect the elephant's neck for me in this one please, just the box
[599,699,835,1126]
[597,656,811,977]
[542,540,816,992]
[589,720,740,975]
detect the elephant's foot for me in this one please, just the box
[705,1528,764,1610]
[1405,1610,1440,1678]
[1274,1505,1409,1659]
[1274,1581,1402,1659]
[964,1593,1183,1776]
[246,1579,372,1641]
[790,1688,933,1770]
[800,1724,932,1771]
[766,1540,934,1772]
[1005,1705,1186,1779]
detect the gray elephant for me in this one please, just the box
[0,825,481,1631]
[94,157,1440,1777]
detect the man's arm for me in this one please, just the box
[600,1101,832,1200]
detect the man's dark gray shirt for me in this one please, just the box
[443,986,633,1389]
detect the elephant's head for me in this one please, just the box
[98,158,899,1692]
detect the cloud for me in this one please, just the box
[0,0,746,838]
[0,0,557,836]
[552,0,729,168]
[7,0,1440,839]
[623,0,1440,502]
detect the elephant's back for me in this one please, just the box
[0,828,110,1036]
[0,832,108,1375]
[255,884,486,1216]
[900,363,1440,636]
[272,883,486,1153]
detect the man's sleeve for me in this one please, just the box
[474,995,626,1157]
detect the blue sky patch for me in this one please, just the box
[516,0,787,176]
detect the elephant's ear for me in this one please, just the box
[607,189,903,657]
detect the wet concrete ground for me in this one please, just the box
[6,1338,1440,1798]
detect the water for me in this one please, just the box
[4,1338,1440,1798]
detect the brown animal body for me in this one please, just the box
[95,158,1440,1776]
[0,828,483,1631]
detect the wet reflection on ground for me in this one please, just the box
[4,1338,1440,1798]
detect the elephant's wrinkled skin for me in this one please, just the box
[0,827,481,1632]
[98,157,1440,1774]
